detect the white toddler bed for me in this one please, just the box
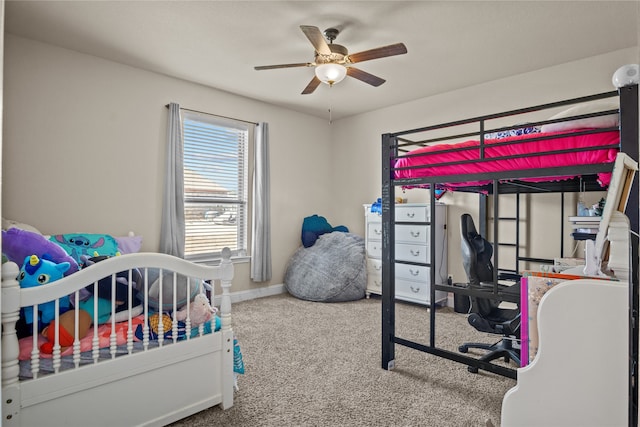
[1,250,235,426]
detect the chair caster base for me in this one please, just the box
[459,345,468,353]
[468,366,479,374]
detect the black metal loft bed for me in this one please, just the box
[380,84,638,423]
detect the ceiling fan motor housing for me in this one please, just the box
[323,28,340,42]
[315,44,348,64]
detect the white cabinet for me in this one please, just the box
[364,208,384,296]
[363,203,448,306]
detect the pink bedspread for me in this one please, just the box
[393,130,619,189]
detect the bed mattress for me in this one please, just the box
[393,130,619,189]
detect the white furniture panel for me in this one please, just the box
[363,203,447,306]
[501,279,627,427]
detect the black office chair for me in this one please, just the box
[458,213,520,372]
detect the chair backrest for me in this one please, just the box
[460,213,494,286]
[460,213,499,314]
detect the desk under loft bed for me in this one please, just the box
[381,83,639,423]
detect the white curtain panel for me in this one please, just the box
[251,122,272,281]
[159,102,186,258]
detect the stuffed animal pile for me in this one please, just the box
[2,226,221,351]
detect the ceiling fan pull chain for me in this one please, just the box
[328,85,333,123]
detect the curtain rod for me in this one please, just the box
[165,104,258,126]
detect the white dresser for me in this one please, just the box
[363,203,448,306]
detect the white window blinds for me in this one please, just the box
[182,111,249,259]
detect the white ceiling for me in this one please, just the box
[5,1,639,120]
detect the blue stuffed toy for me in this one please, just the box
[18,254,71,326]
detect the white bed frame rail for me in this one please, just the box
[1,250,235,426]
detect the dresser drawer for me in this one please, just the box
[370,242,431,263]
[366,211,382,222]
[395,263,428,281]
[395,278,448,305]
[396,205,430,223]
[367,222,383,240]
[395,224,428,244]
[367,241,382,258]
[395,242,429,264]
[367,275,382,294]
[371,223,428,243]
[367,258,382,276]
[395,278,428,302]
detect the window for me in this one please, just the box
[182,111,250,260]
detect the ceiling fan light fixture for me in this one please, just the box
[315,63,347,86]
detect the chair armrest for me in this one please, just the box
[478,281,520,296]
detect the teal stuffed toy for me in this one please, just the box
[301,214,349,248]
[18,254,71,326]
[49,233,119,264]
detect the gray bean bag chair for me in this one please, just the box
[284,232,367,302]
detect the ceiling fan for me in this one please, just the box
[254,25,408,94]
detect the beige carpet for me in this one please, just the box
[171,293,516,427]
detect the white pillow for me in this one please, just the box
[541,102,619,133]
[1,217,42,234]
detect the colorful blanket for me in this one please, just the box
[18,314,220,360]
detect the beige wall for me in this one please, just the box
[3,34,639,293]
[2,35,334,293]
[330,47,640,284]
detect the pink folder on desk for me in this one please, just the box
[520,277,528,367]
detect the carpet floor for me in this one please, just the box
[171,293,516,426]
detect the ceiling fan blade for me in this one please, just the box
[300,25,331,55]
[347,43,407,63]
[254,62,313,71]
[301,76,321,95]
[347,67,386,87]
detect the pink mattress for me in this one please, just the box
[393,130,620,189]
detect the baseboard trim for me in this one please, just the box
[213,283,286,306]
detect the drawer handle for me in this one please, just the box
[410,230,420,238]
[374,229,382,235]
[410,249,420,256]
[409,269,419,276]
[374,280,381,287]
[406,212,415,218]
[410,285,420,293]
[375,265,382,271]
